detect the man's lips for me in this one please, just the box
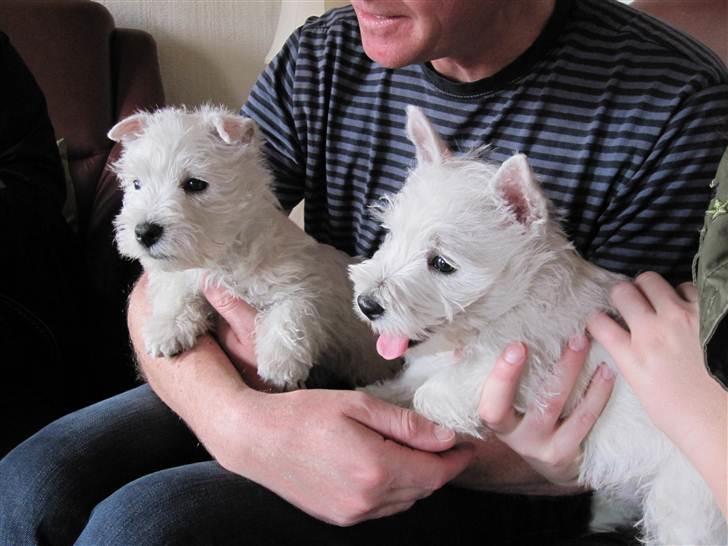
[356,9,407,29]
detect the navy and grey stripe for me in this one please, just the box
[243,0,728,283]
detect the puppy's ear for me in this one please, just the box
[212,115,257,146]
[493,154,548,227]
[405,105,451,165]
[367,194,396,224]
[107,113,149,143]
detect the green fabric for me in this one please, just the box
[695,147,728,389]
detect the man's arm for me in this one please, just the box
[129,275,260,461]
[199,284,598,497]
[130,275,474,525]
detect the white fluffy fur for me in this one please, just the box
[349,106,727,545]
[110,105,395,390]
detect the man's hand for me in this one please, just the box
[198,282,474,525]
[477,336,615,486]
[202,283,268,390]
[217,388,473,526]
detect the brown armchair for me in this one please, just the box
[0,0,164,451]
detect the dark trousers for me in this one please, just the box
[0,385,636,546]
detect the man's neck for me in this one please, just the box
[430,0,557,83]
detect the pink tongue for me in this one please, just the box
[376,334,410,360]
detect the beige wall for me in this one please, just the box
[97,0,348,227]
[97,0,348,111]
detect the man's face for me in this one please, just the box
[350,0,500,68]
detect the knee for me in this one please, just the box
[76,463,260,546]
[76,479,184,546]
[0,421,92,545]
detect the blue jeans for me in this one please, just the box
[0,384,634,546]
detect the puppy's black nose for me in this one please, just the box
[357,294,385,320]
[135,222,164,248]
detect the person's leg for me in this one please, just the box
[353,489,636,546]
[0,382,637,546]
[75,461,322,546]
[0,384,207,546]
[75,459,632,546]
[350,488,611,546]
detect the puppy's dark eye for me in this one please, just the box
[429,255,456,274]
[133,179,142,190]
[183,178,209,193]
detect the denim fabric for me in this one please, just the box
[0,384,636,546]
[0,385,207,545]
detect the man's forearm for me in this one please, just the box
[131,275,583,497]
[128,276,259,453]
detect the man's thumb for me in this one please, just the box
[347,395,457,452]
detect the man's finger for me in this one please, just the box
[479,342,527,435]
[202,283,257,336]
[346,394,458,452]
[392,443,476,491]
[424,444,476,489]
[215,319,268,388]
[364,501,417,523]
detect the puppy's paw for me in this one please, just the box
[145,337,186,358]
[412,380,483,438]
[144,318,204,358]
[358,380,409,407]
[257,358,310,392]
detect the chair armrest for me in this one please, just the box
[111,28,165,121]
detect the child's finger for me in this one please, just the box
[554,362,615,454]
[479,342,527,435]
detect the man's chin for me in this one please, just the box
[360,36,421,69]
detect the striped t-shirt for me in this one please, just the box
[243,0,728,283]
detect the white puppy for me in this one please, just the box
[109,105,394,390]
[350,106,727,545]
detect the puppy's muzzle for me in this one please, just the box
[357,294,385,320]
[135,222,164,248]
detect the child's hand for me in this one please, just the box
[587,273,709,437]
[478,336,615,486]
[588,272,727,516]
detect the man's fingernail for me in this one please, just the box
[568,334,587,352]
[600,363,615,380]
[504,343,525,365]
[434,425,455,441]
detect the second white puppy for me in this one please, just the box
[109,105,394,390]
[350,106,727,545]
